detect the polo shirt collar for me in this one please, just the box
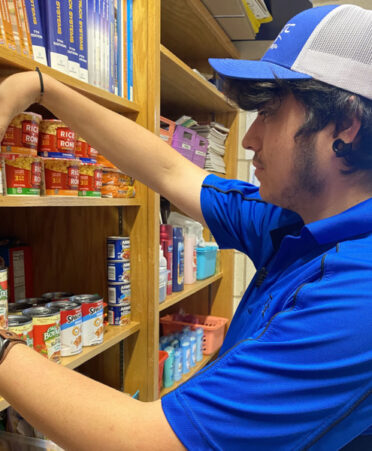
[305,197,372,245]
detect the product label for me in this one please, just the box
[178,244,184,285]
[0,270,8,328]
[181,143,191,150]
[81,300,103,346]
[9,322,33,348]
[57,127,75,152]
[60,307,82,356]
[33,314,61,363]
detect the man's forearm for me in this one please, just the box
[0,344,182,450]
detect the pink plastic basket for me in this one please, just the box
[160,314,228,354]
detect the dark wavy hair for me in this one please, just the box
[223,78,372,175]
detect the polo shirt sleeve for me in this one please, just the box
[200,174,299,268]
[162,253,372,450]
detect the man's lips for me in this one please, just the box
[252,160,264,170]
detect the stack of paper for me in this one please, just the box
[192,122,230,174]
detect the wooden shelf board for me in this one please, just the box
[0,196,142,207]
[160,348,220,397]
[0,47,140,115]
[62,322,140,369]
[161,45,237,115]
[0,322,140,411]
[161,0,240,62]
[159,272,223,312]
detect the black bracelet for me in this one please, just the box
[35,67,44,103]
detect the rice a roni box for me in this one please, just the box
[43,158,80,196]
[2,154,42,196]
[78,164,102,197]
[1,112,42,156]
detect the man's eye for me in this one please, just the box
[258,110,268,118]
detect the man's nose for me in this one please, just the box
[241,115,262,152]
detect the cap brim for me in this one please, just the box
[209,58,312,81]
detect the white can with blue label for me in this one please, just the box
[108,283,131,304]
[107,260,130,283]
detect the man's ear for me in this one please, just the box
[337,114,362,145]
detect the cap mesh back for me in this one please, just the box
[292,5,372,100]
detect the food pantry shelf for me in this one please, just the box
[0,47,140,115]
[0,197,142,207]
[0,321,140,412]
[159,272,223,312]
[160,348,220,397]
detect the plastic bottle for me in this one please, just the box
[172,227,184,292]
[159,245,168,303]
[160,224,173,295]
[173,349,182,382]
[181,339,191,374]
[163,346,175,388]
[184,223,197,284]
[189,333,197,367]
[159,336,169,350]
[195,327,204,362]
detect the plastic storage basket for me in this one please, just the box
[160,314,228,354]
[158,350,168,395]
[196,246,217,280]
[159,116,176,144]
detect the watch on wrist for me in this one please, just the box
[0,330,27,365]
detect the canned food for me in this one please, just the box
[38,120,76,157]
[46,301,82,357]
[107,236,130,261]
[107,283,131,304]
[43,158,80,196]
[17,297,47,307]
[108,302,131,326]
[71,294,103,346]
[41,292,74,303]
[23,307,61,363]
[0,268,8,329]
[78,164,102,197]
[107,260,130,283]
[1,112,42,156]
[3,154,42,196]
[8,314,33,347]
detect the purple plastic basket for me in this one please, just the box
[192,136,209,168]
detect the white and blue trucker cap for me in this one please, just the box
[209,5,372,100]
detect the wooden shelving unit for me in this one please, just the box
[161,45,236,114]
[0,197,142,208]
[0,0,239,408]
[0,47,140,115]
[159,273,223,312]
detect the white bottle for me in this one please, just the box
[184,223,197,284]
[159,245,168,302]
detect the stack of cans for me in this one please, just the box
[107,236,131,326]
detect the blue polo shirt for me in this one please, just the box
[162,174,372,450]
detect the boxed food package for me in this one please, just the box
[1,154,42,196]
[101,169,135,198]
[43,158,80,196]
[1,112,42,156]
[78,163,103,197]
[0,239,33,302]
[38,120,76,159]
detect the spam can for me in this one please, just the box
[107,283,131,304]
[107,260,130,283]
[108,302,131,326]
[8,314,33,348]
[0,268,8,329]
[23,307,61,363]
[71,294,103,346]
[107,236,130,261]
[46,301,82,357]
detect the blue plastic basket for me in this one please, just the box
[196,246,217,280]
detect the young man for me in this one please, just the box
[0,3,371,450]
